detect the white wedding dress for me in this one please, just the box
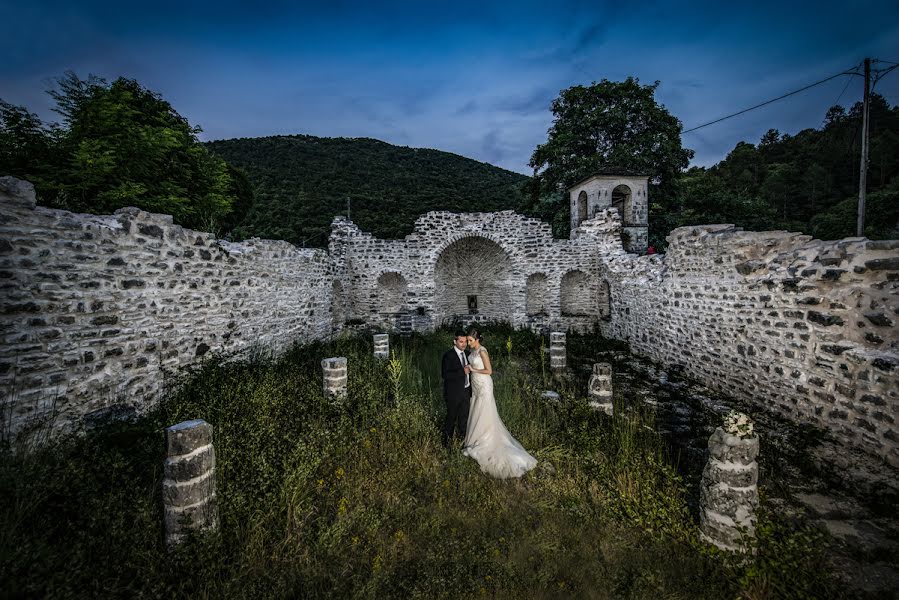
[462,346,538,479]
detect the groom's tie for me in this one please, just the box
[462,352,469,388]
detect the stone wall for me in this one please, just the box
[599,224,899,465]
[329,210,622,331]
[3,171,896,465]
[0,178,334,436]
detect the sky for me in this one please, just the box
[2,0,899,174]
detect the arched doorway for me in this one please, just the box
[611,184,632,224]
[434,237,512,325]
[576,190,588,227]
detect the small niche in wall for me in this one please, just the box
[467,295,478,314]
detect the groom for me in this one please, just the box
[441,330,472,447]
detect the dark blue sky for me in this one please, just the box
[2,0,898,173]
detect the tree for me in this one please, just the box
[0,101,62,192]
[1,72,247,234]
[527,77,693,246]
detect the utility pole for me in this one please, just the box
[857,58,870,237]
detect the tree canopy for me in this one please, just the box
[207,135,528,246]
[676,93,899,241]
[526,77,693,245]
[0,72,251,233]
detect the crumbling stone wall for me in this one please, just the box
[599,224,899,465]
[329,210,619,331]
[5,171,895,465]
[0,178,333,436]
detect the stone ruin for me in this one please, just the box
[0,175,897,467]
[587,363,614,415]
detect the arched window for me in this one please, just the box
[611,184,632,225]
[560,270,595,317]
[377,272,407,314]
[576,190,588,226]
[526,273,548,316]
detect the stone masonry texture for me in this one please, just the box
[599,225,899,466]
[1,175,897,466]
[0,178,333,436]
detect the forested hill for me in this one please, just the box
[206,135,529,247]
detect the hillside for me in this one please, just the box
[206,135,529,247]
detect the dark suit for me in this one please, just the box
[441,347,471,444]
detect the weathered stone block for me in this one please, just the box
[373,333,389,359]
[322,356,348,397]
[164,445,215,480]
[166,420,213,456]
[707,428,759,465]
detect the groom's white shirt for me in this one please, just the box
[454,346,470,388]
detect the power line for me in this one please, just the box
[682,64,861,134]
[832,72,855,107]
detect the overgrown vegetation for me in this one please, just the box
[0,327,842,598]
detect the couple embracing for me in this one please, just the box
[441,327,537,479]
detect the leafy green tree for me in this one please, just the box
[1,72,246,234]
[526,77,693,246]
[0,101,62,192]
[811,179,899,240]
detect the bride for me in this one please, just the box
[462,327,538,479]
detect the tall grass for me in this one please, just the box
[0,326,840,598]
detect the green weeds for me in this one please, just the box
[0,326,843,598]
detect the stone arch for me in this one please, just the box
[376,271,407,314]
[434,236,513,324]
[560,269,596,317]
[576,190,588,226]
[526,272,548,316]
[611,184,632,225]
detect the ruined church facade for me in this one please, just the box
[1,176,897,466]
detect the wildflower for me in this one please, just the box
[442,479,450,488]
[370,427,377,433]
[337,497,348,514]
[352,536,360,545]
[317,478,324,488]
[394,529,405,542]
[723,410,754,438]
[505,336,512,355]
[363,439,372,448]
[485,575,493,582]
[335,467,345,479]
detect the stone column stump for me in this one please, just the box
[322,357,348,397]
[550,332,566,372]
[588,362,613,415]
[373,334,389,360]
[163,419,217,547]
[699,427,759,552]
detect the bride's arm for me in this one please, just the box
[471,349,492,375]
